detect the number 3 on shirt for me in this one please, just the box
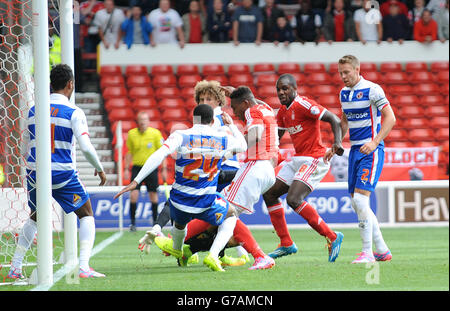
[183,156,219,181]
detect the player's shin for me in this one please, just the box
[295,202,337,242]
[233,219,266,259]
[267,202,293,247]
[11,218,37,271]
[351,193,373,255]
[79,216,96,271]
[209,215,237,258]
[171,226,187,251]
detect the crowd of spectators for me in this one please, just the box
[78,0,449,53]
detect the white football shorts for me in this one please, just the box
[276,156,330,191]
[221,160,276,216]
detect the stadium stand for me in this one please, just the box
[95,59,448,185]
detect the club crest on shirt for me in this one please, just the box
[356,91,364,99]
[310,106,320,115]
[147,142,153,149]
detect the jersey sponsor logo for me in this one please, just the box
[346,111,369,120]
[286,124,303,135]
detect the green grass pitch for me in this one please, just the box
[2,226,448,291]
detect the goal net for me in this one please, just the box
[0,0,66,285]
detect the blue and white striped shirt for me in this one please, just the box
[27,93,89,187]
[213,107,240,169]
[163,124,244,213]
[339,76,390,147]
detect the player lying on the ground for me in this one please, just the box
[115,104,247,272]
[139,218,254,267]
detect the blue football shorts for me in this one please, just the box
[27,174,90,214]
[169,193,230,227]
[348,145,385,194]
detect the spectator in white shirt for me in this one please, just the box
[148,0,186,48]
[353,0,383,44]
[93,0,126,49]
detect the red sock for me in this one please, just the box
[233,219,265,259]
[295,202,337,242]
[184,219,211,241]
[267,203,293,247]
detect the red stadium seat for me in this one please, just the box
[138,108,160,120]
[278,62,301,74]
[100,65,122,76]
[229,74,254,86]
[362,71,382,84]
[317,95,340,108]
[204,75,228,85]
[413,141,439,147]
[202,63,225,76]
[150,64,173,75]
[360,62,377,72]
[405,62,428,73]
[382,72,408,84]
[409,128,436,142]
[380,62,402,72]
[159,98,184,109]
[111,120,137,134]
[436,128,449,142]
[310,84,337,95]
[151,74,177,88]
[388,84,413,96]
[264,96,281,109]
[102,86,127,100]
[306,72,331,85]
[385,141,414,148]
[415,83,441,95]
[429,117,449,129]
[161,108,189,121]
[425,105,448,117]
[303,63,326,74]
[398,105,424,118]
[289,72,306,85]
[386,128,408,142]
[125,65,148,77]
[166,120,192,133]
[132,98,157,111]
[257,85,278,98]
[104,98,131,111]
[127,75,150,88]
[155,87,180,99]
[148,120,165,132]
[326,107,342,118]
[128,86,154,100]
[436,70,449,84]
[430,61,449,72]
[297,85,312,97]
[421,95,445,105]
[177,64,199,76]
[402,117,428,129]
[228,64,250,75]
[178,74,202,88]
[329,72,344,85]
[409,71,434,84]
[100,75,125,90]
[440,83,449,94]
[253,63,275,73]
[108,108,135,122]
[180,87,195,100]
[256,73,278,86]
[185,98,197,110]
[396,94,419,106]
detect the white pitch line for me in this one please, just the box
[31,231,123,291]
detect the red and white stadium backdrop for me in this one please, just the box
[279,146,440,182]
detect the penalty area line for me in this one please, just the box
[31,231,123,291]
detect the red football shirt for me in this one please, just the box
[276,95,327,158]
[244,103,279,162]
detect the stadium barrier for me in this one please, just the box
[4,180,445,231]
[98,41,449,68]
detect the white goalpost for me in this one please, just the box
[0,0,78,287]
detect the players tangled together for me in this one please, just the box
[8,54,395,279]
